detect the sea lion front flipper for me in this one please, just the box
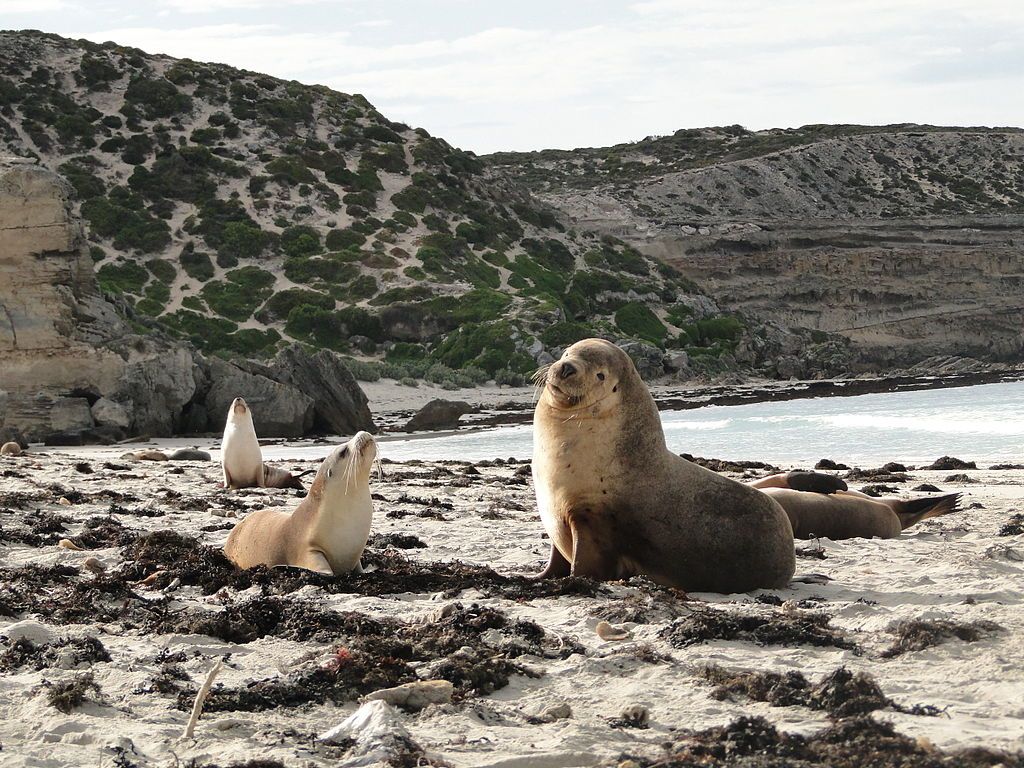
[296,550,334,575]
[785,470,848,495]
[568,522,619,581]
[535,544,571,579]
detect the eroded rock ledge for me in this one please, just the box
[0,159,373,443]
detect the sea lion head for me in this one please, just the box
[539,338,639,416]
[230,397,251,419]
[318,431,378,489]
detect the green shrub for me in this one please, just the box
[124,74,191,119]
[162,310,280,357]
[146,258,177,283]
[77,54,120,89]
[284,305,346,351]
[346,274,378,300]
[283,255,359,284]
[521,238,574,271]
[201,268,275,321]
[679,316,744,346]
[58,161,105,200]
[391,185,431,213]
[361,144,407,173]
[179,243,215,281]
[121,134,153,165]
[364,124,403,143]
[97,261,149,295]
[265,155,315,185]
[614,302,667,344]
[280,225,322,257]
[430,320,532,375]
[256,288,334,323]
[81,193,171,254]
[325,228,366,250]
[540,321,595,348]
[343,189,377,210]
[218,221,266,259]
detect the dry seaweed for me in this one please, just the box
[0,635,110,671]
[615,715,1024,768]
[46,671,102,713]
[882,618,1003,658]
[998,513,1024,536]
[701,665,940,718]
[661,606,857,650]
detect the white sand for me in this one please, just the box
[0,449,1022,767]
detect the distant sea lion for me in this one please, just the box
[120,449,169,462]
[759,486,961,539]
[1,441,23,456]
[220,397,308,490]
[224,432,377,574]
[532,338,795,593]
[168,448,212,462]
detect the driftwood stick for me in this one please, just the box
[183,657,224,739]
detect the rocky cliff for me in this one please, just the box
[489,126,1024,370]
[0,158,373,442]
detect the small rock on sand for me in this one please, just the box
[0,441,22,456]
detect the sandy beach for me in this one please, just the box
[1,443,1022,767]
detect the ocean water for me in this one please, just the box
[280,381,1024,468]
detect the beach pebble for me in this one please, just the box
[1,619,55,645]
[595,620,632,641]
[363,679,454,711]
[540,702,572,721]
[1,441,22,456]
[83,557,107,574]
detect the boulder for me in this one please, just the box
[927,456,977,471]
[267,344,376,435]
[665,351,690,372]
[50,397,94,432]
[404,399,475,431]
[206,358,314,438]
[109,338,205,436]
[616,340,665,381]
[91,397,131,429]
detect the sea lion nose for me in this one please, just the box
[558,361,577,380]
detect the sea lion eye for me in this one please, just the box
[597,373,605,381]
[327,469,333,478]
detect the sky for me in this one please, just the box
[3,0,1023,154]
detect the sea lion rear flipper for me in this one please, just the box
[785,470,848,495]
[535,544,571,579]
[791,573,831,585]
[893,493,961,529]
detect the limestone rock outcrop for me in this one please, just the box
[0,158,373,441]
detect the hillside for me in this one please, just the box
[0,30,792,385]
[487,125,1024,370]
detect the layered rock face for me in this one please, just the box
[0,159,375,441]
[492,128,1024,371]
[644,219,1024,369]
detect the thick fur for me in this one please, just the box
[224,432,376,574]
[532,339,795,594]
[762,489,961,540]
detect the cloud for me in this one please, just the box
[0,0,70,12]
[160,0,335,13]
[75,0,1024,152]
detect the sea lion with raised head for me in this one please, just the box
[532,338,796,593]
[224,431,377,574]
[220,397,309,490]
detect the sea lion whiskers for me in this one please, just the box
[531,364,551,404]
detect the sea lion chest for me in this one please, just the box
[297,481,374,573]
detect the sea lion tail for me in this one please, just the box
[893,493,961,529]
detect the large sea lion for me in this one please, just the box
[224,431,377,574]
[532,338,796,593]
[220,397,309,490]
